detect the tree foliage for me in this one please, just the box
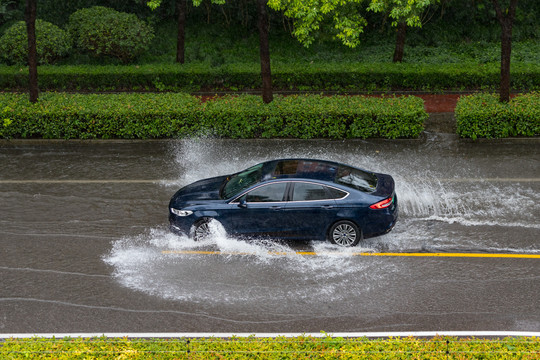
[268,0,436,48]
[368,0,433,27]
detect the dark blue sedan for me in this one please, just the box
[169,159,398,247]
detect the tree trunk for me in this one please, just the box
[176,0,186,63]
[492,0,518,103]
[393,21,407,63]
[25,0,38,103]
[257,0,273,104]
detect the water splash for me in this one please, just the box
[104,138,539,303]
[103,227,383,303]
[169,138,539,229]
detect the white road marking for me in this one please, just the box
[1,331,539,339]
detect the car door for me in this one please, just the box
[283,182,343,240]
[223,182,290,238]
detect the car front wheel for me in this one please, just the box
[328,220,362,247]
[191,218,212,241]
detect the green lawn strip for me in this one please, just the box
[456,92,540,139]
[0,62,538,92]
[0,92,427,139]
[1,336,538,359]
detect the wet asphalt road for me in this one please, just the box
[1,136,539,333]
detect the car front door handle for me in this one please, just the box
[270,206,282,211]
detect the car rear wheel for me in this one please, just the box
[192,218,212,241]
[328,220,361,247]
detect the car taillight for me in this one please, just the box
[370,197,393,209]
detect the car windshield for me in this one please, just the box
[335,165,377,192]
[221,163,264,199]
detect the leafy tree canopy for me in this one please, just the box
[268,0,436,47]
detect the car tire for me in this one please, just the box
[328,220,362,247]
[191,218,212,241]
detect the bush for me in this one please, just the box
[455,92,540,139]
[199,95,427,139]
[68,6,154,63]
[0,93,427,139]
[0,92,199,139]
[0,62,538,92]
[0,19,71,65]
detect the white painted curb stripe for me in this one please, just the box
[1,331,539,339]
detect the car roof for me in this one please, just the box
[261,159,344,182]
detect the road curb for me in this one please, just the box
[2,331,539,339]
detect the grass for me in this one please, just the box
[1,335,539,359]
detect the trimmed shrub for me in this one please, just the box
[0,62,538,92]
[0,93,427,139]
[0,92,199,139]
[455,92,540,139]
[0,20,71,65]
[67,6,154,63]
[198,95,427,139]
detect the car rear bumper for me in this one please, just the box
[363,198,398,238]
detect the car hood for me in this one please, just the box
[170,175,228,206]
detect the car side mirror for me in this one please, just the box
[238,199,247,208]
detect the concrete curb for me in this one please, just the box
[2,331,540,339]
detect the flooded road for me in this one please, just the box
[1,135,539,333]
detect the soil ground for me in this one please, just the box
[417,94,461,113]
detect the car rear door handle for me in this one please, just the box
[322,205,334,209]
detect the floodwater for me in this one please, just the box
[1,135,539,333]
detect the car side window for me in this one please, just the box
[326,187,348,200]
[292,182,329,201]
[244,182,288,203]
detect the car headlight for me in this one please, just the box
[170,208,193,217]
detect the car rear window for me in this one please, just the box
[271,160,377,193]
[335,165,377,192]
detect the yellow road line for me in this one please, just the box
[162,250,540,259]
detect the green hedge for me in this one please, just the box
[0,62,539,92]
[0,93,427,139]
[455,92,540,139]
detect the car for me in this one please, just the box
[169,159,398,247]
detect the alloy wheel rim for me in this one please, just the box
[332,224,356,246]
[194,223,211,241]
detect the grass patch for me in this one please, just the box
[1,335,539,359]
